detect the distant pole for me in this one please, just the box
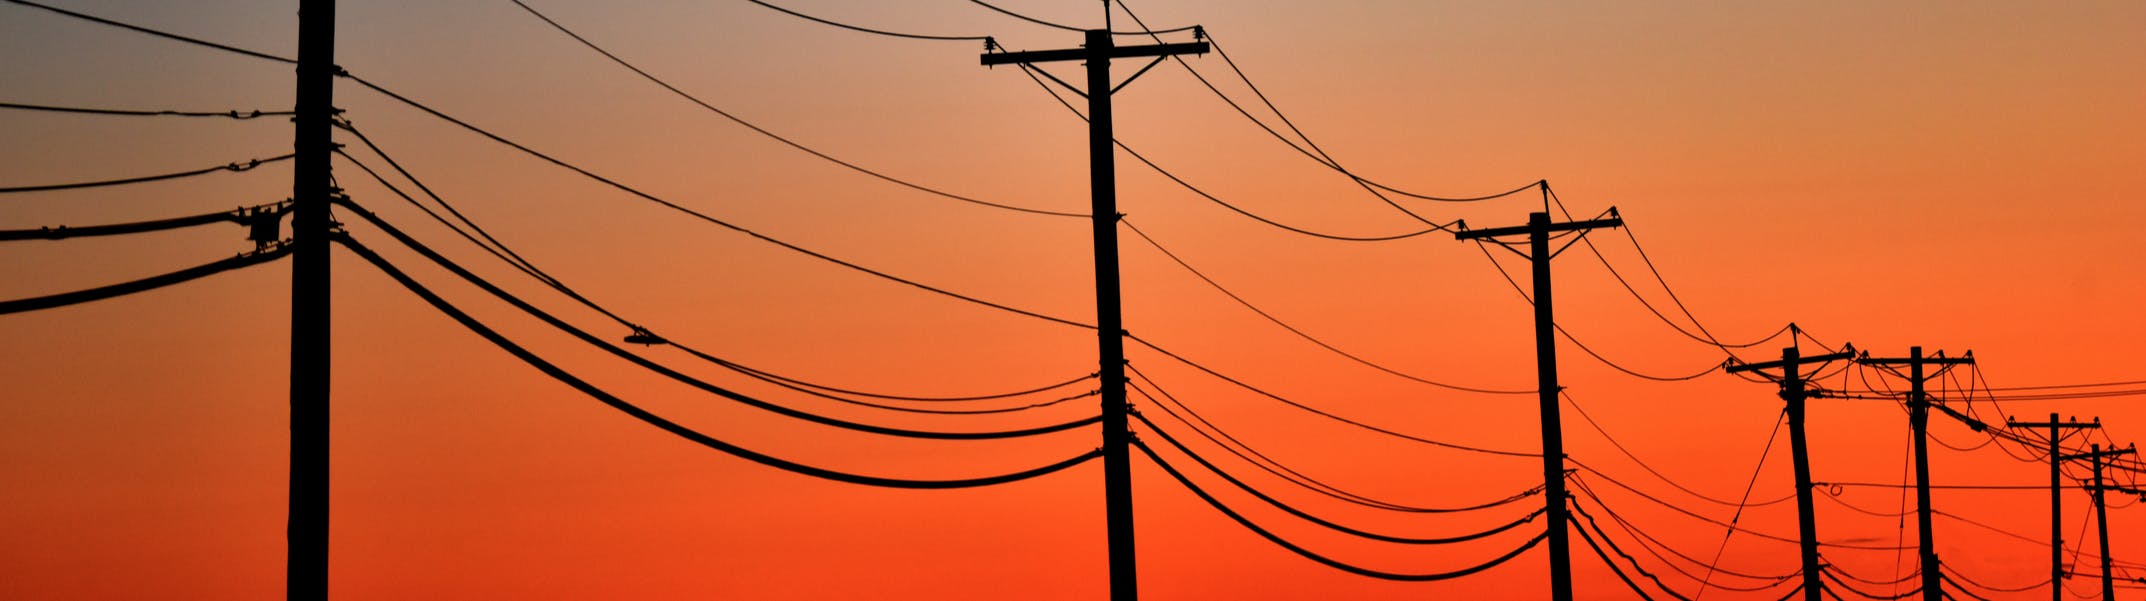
[1729,342,1854,601]
[1456,210,1623,601]
[291,0,334,599]
[2007,413,2097,601]
[982,28,1208,601]
[2058,443,2134,601]
[1858,347,1972,601]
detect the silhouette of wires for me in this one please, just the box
[336,197,1099,439]
[0,154,293,194]
[1126,370,1541,513]
[1567,391,1796,508]
[0,101,291,119]
[0,200,285,241]
[1121,219,1529,395]
[336,230,1103,488]
[0,243,290,315]
[338,71,1093,329]
[1,0,295,64]
[1133,438,1548,581]
[739,0,991,41]
[1572,468,1913,552]
[1548,189,1789,352]
[507,0,1083,218]
[1575,484,1802,585]
[971,0,1197,36]
[331,122,1098,410]
[1468,237,1728,382]
[1127,333,1539,458]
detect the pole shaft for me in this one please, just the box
[2051,413,2062,601]
[290,1,334,599]
[1086,29,1137,601]
[1529,212,1573,601]
[2093,446,2112,601]
[1910,347,1939,601]
[1784,347,1822,601]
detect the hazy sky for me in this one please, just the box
[4,1,2144,599]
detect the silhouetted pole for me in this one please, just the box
[2007,413,2097,601]
[2059,443,2134,601]
[1455,210,1622,601]
[1858,347,1972,601]
[982,29,1206,601]
[290,0,335,599]
[1729,343,1853,601]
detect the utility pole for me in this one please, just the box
[1728,341,1854,601]
[2059,443,2134,601]
[1857,347,1973,601]
[2007,413,2098,601]
[1454,210,1622,601]
[291,1,335,599]
[980,27,1206,601]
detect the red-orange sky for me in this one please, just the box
[4,1,2145,599]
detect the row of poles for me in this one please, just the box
[277,3,2138,600]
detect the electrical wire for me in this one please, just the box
[1127,333,1539,458]
[1569,496,1696,601]
[332,129,1097,409]
[1566,392,1797,508]
[1821,567,1921,600]
[1128,368,1543,513]
[507,0,1083,218]
[1,0,296,64]
[1121,219,1529,395]
[970,0,1197,35]
[0,101,291,119]
[1571,469,1913,551]
[0,244,290,315]
[338,71,1094,330]
[740,0,991,41]
[337,231,1102,488]
[0,200,284,241]
[1938,562,2050,594]
[1578,485,1800,582]
[1469,238,1729,382]
[334,197,1100,438]
[1133,438,1548,581]
[0,154,293,194]
[1134,411,1546,544]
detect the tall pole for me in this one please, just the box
[2008,413,2097,601]
[1909,347,1938,601]
[1456,209,1622,601]
[2091,445,2111,601]
[1859,346,1972,601]
[290,0,335,599]
[1526,212,1573,601]
[982,30,1207,601]
[1082,29,1137,601]
[1729,343,1853,601]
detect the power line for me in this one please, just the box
[0,101,292,119]
[337,71,1095,330]
[1,0,295,64]
[506,0,1084,218]
[0,154,293,194]
[333,129,1097,409]
[1566,392,1797,508]
[0,200,284,241]
[1134,411,1547,544]
[739,0,991,41]
[969,0,1197,36]
[337,231,1104,489]
[336,198,1100,439]
[1121,219,1530,395]
[0,244,290,315]
[1133,438,1549,581]
[1127,333,1540,458]
[1469,238,1728,382]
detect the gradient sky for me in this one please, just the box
[4,1,2144,599]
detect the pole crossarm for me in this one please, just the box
[1728,350,1856,374]
[2058,446,2135,463]
[982,41,1209,65]
[1454,215,1623,242]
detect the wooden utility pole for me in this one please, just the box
[290,1,335,599]
[981,29,1206,601]
[1857,347,1973,601]
[1729,343,1854,601]
[1454,210,1622,601]
[2060,444,2134,601]
[2007,413,2098,601]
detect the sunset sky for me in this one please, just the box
[4,1,2145,599]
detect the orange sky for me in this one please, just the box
[4,1,2145,599]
